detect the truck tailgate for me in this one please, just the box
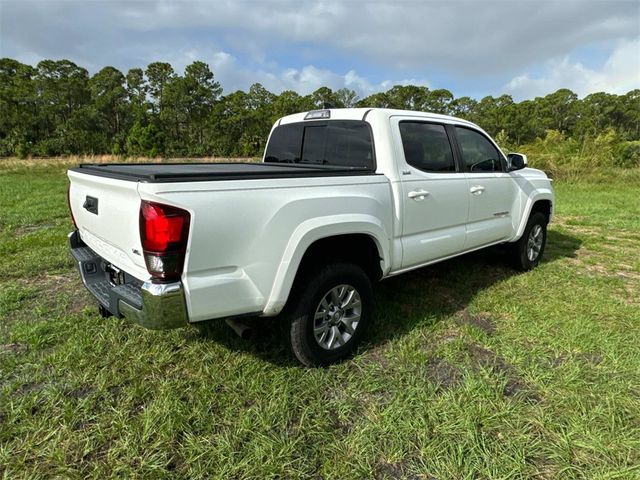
[68,170,149,281]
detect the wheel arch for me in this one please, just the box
[262,217,390,316]
[514,194,553,240]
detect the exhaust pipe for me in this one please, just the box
[225,318,254,340]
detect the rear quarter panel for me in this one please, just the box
[138,175,394,322]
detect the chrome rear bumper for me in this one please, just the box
[69,230,188,329]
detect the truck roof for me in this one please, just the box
[278,107,478,128]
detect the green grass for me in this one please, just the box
[1,160,639,479]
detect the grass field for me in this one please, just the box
[1,159,639,479]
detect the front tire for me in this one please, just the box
[288,262,373,367]
[511,211,548,271]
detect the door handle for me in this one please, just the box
[470,185,485,195]
[408,189,430,200]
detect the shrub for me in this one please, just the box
[517,128,632,180]
[615,141,640,168]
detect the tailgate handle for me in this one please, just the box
[83,196,99,215]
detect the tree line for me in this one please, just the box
[1,58,638,158]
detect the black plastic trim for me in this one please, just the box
[445,123,465,173]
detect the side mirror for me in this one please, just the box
[507,153,527,171]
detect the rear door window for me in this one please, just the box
[265,120,375,169]
[399,122,456,173]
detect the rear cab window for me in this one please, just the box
[264,120,375,170]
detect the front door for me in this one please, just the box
[453,126,518,249]
[394,119,469,269]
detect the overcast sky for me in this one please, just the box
[1,0,638,100]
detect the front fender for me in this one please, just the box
[514,189,554,240]
[262,214,390,315]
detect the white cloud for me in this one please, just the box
[196,53,430,97]
[107,0,639,74]
[3,0,639,76]
[504,38,640,99]
[1,0,638,98]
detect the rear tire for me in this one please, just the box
[510,211,548,271]
[287,262,373,367]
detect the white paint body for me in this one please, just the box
[68,108,554,323]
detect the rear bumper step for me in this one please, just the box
[68,230,188,329]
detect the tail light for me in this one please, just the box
[67,183,78,229]
[139,200,191,281]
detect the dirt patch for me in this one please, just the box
[14,381,45,397]
[359,389,393,408]
[129,399,147,416]
[14,223,56,237]
[552,216,602,236]
[551,351,603,368]
[424,357,462,390]
[361,345,391,369]
[334,419,353,436]
[15,272,91,317]
[374,460,404,480]
[67,385,93,400]
[106,385,123,398]
[466,343,540,403]
[529,454,560,479]
[0,342,27,354]
[615,270,640,280]
[455,310,496,335]
[286,417,301,438]
[575,352,603,365]
[81,440,112,464]
[566,240,640,284]
[374,459,424,480]
[438,327,461,344]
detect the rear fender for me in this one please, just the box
[262,215,390,315]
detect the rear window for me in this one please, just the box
[264,120,375,170]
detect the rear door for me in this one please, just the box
[392,118,469,268]
[68,170,148,280]
[452,125,518,249]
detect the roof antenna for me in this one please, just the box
[322,101,336,109]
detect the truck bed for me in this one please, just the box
[70,162,376,183]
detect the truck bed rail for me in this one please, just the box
[71,162,377,183]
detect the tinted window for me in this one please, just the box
[455,127,503,172]
[399,122,456,172]
[301,125,325,164]
[264,121,374,169]
[264,123,303,163]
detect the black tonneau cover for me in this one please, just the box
[71,162,376,183]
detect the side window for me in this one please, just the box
[455,126,504,172]
[399,122,456,173]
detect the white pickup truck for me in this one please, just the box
[68,108,554,366]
